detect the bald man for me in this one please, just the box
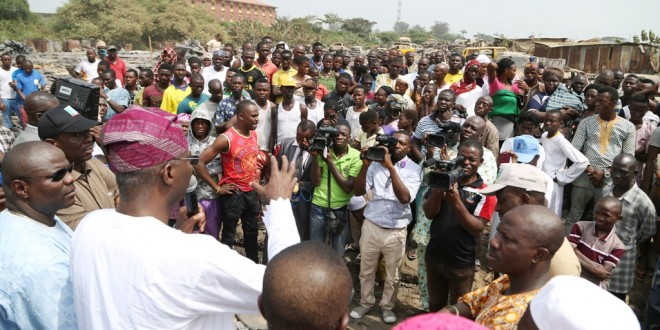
[195,79,223,131]
[440,205,565,329]
[12,91,59,147]
[602,153,655,301]
[0,141,78,329]
[260,241,353,330]
[482,163,580,278]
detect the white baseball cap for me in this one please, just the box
[480,163,548,195]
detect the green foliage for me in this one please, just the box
[641,29,648,42]
[393,21,409,35]
[0,0,30,20]
[341,18,375,35]
[52,0,216,45]
[649,31,656,44]
[633,35,640,43]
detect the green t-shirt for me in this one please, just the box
[177,94,210,114]
[312,146,362,209]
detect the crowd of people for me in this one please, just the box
[1,33,660,329]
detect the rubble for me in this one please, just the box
[0,40,33,55]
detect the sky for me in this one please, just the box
[28,0,660,41]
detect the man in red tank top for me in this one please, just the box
[196,100,266,262]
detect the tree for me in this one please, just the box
[341,18,375,35]
[641,29,648,42]
[393,21,409,35]
[408,25,430,44]
[430,21,449,37]
[633,35,640,43]
[459,29,468,38]
[649,30,656,44]
[322,13,343,31]
[53,0,217,45]
[0,0,30,21]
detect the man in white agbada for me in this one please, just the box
[70,107,300,329]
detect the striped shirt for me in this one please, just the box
[571,115,635,188]
[569,221,625,287]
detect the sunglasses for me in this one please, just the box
[173,156,199,165]
[21,163,74,182]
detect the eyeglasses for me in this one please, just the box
[20,163,74,182]
[173,156,199,165]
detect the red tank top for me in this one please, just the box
[219,127,263,192]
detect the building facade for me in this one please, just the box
[188,0,277,26]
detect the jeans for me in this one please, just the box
[310,203,348,256]
[1,98,21,129]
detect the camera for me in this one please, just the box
[310,126,340,151]
[428,120,462,148]
[423,155,465,190]
[365,134,398,161]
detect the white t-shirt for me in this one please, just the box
[346,106,367,140]
[294,96,324,126]
[201,66,227,95]
[74,59,100,83]
[256,101,273,151]
[0,66,17,99]
[71,199,299,330]
[276,100,303,144]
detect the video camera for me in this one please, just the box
[365,134,398,161]
[423,155,465,190]
[53,77,100,121]
[310,126,340,151]
[427,120,462,148]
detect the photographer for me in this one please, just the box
[309,120,362,256]
[411,89,460,163]
[422,139,496,312]
[349,132,422,324]
[277,120,316,240]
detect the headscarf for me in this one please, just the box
[387,94,405,110]
[542,66,564,81]
[103,106,188,173]
[450,59,480,95]
[153,47,178,76]
[393,313,489,330]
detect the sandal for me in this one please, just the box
[407,249,418,260]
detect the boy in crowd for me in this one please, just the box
[540,110,589,217]
[568,197,625,289]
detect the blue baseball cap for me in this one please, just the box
[512,135,540,164]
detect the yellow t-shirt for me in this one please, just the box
[444,72,464,86]
[271,68,297,104]
[161,85,191,114]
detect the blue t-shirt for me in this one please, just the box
[177,94,209,114]
[15,70,46,104]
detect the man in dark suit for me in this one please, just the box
[278,120,316,240]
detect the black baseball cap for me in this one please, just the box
[38,104,99,140]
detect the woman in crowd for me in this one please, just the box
[318,53,338,93]
[451,59,483,117]
[527,66,583,120]
[486,58,529,142]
